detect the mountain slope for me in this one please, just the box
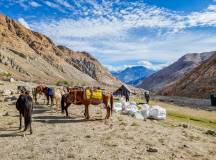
[112,66,154,84]
[139,52,214,91]
[158,53,216,98]
[0,14,120,87]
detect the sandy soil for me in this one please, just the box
[0,81,216,160]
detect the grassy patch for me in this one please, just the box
[147,100,216,128]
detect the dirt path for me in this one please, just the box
[0,97,216,160]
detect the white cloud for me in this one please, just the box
[43,1,65,12]
[30,1,40,7]
[104,65,134,72]
[138,60,172,71]
[18,18,30,29]
[54,0,73,9]
[30,1,216,67]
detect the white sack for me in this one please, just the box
[134,111,144,120]
[113,102,122,112]
[149,105,166,120]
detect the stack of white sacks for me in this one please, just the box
[113,98,166,120]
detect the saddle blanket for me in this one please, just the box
[85,88,102,100]
[47,87,55,96]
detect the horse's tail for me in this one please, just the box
[110,94,113,115]
[61,94,66,113]
[24,97,33,131]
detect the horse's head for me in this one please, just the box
[67,89,83,103]
[35,85,47,95]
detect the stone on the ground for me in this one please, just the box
[205,130,216,136]
[10,96,17,101]
[182,124,188,128]
[9,77,15,82]
[147,147,158,152]
[2,89,11,96]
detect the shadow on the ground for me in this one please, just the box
[33,115,103,124]
[33,105,50,114]
[0,128,28,137]
[0,126,19,132]
[0,132,25,137]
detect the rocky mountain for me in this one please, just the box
[0,14,120,87]
[127,77,144,86]
[158,53,216,99]
[112,66,154,85]
[139,52,214,92]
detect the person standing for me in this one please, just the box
[145,91,150,104]
[125,92,129,102]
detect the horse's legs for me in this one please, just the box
[105,105,111,119]
[19,111,22,130]
[46,96,49,105]
[51,96,54,106]
[65,103,71,117]
[34,93,38,104]
[29,117,32,134]
[84,105,90,119]
[55,97,59,112]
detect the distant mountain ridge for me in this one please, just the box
[139,52,214,92]
[112,66,155,85]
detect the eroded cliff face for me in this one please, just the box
[0,14,120,87]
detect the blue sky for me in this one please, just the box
[1,0,216,71]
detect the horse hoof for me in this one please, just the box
[30,131,33,135]
[19,127,22,130]
[86,116,90,120]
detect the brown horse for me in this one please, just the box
[33,85,54,106]
[61,88,113,119]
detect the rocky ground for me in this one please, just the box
[0,81,216,160]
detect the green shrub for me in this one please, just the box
[0,72,12,77]
[56,80,69,86]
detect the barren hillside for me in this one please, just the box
[0,14,120,87]
[139,52,214,92]
[159,53,216,98]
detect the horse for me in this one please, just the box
[61,88,113,119]
[55,87,65,112]
[34,85,65,111]
[34,85,54,106]
[16,91,33,134]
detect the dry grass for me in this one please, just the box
[150,100,216,129]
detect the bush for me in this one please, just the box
[56,80,69,86]
[0,72,12,77]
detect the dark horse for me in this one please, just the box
[34,85,54,106]
[16,91,33,134]
[61,88,113,119]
